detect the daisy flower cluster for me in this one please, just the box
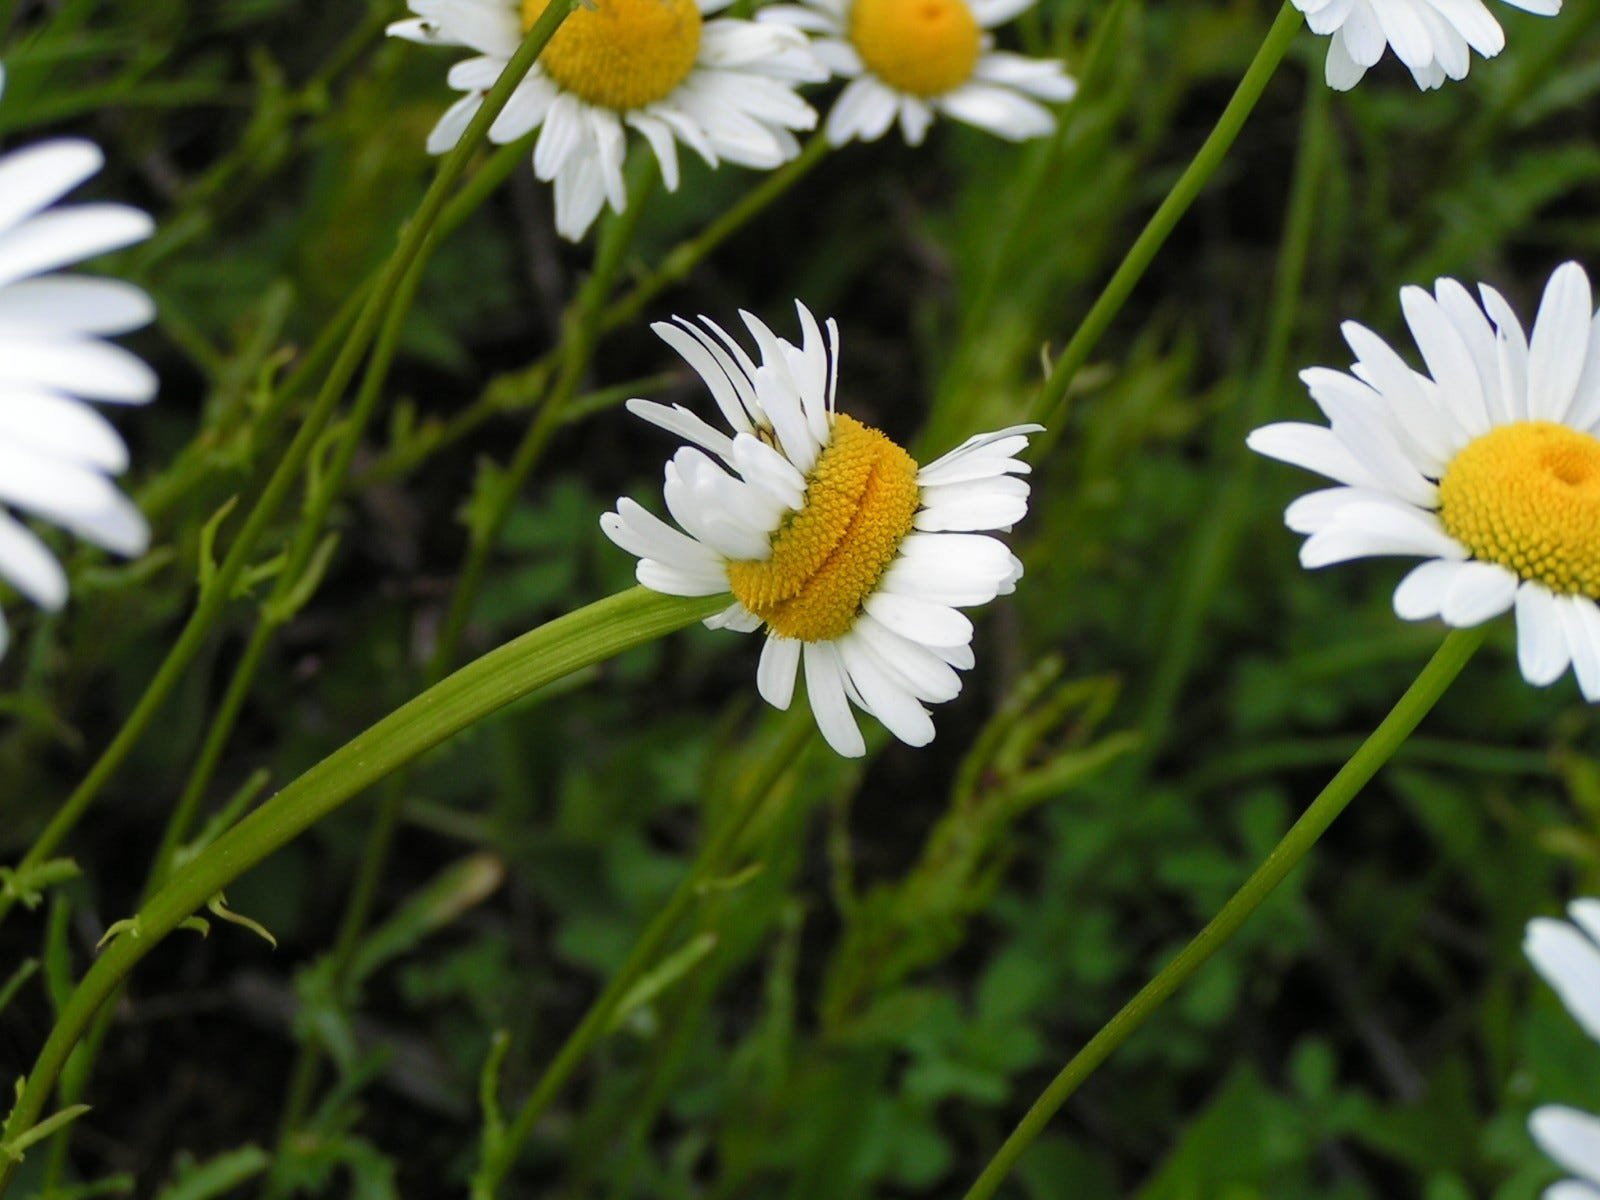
[758,0,1075,146]
[0,66,156,658]
[1292,0,1561,90]
[389,0,827,240]
[390,0,1077,238]
[601,303,1037,757]
[1524,900,1600,1197]
[1250,262,1600,703]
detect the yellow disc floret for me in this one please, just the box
[522,0,702,111]
[727,415,921,642]
[1438,420,1600,597]
[849,0,981,97]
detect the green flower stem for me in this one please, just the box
[260,176,662,1176]
[959,625,1488,1200]
[0,587,729,1197]
[1137,76,1329,767]
[149,253,433,894]
[597,130,832,338]
[431,161,657,672]
[0,0,582,934]
[357,132,832,490]
[958,0,1131,347]
[1026,1,1303,441]
[471,712,818,1199]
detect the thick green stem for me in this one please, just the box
[471,713,817,1197]
[0,588,728,1196]
[0,0,581,933]
[959,626,1488,1200]
[1027,2,1303,440]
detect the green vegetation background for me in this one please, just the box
[3,0,1600,1195]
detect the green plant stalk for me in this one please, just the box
[958,0,1131,347]
[150,253,433,892]
[1136,75,1329,765]
[0,587,728,1196]
[600,131,830,338]
[358,133,831,489]
[259,182,660,1180]
[1027,1,1303,440]
[0,0,582,933]
[959,625,1489,1200]
[431,163,656,670]
[268,134,825,1158]
[471,712,817,1198]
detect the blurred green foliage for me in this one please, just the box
[2,0,1600,1196]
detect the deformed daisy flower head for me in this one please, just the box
[389,0,826,241]
[1524,900,1600,1198]
[601,302,1039,757]
[759,0,1074,146]
[1249,261,1600,702]
[0,68,156,658]
[1293,0,1561,91]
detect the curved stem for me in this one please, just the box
[1026,1,1303,441]
[0,0,584,933]
[959,625,1488,1200]
[0,587,729,1196]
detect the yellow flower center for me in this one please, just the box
[1438,420,1600,597]
[522,0,702,111]
[727,415,921,642]
[849,0,981,97]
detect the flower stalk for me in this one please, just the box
[1027,1,1303,444]
[959,624,1489,1200]
[0,0,586,933]
[0,586,728,1197]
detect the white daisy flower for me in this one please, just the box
[600,302,1038,757]
[0,67,156,659]
[1249,261,1600,703]
[758,0,1074,146]
[389,0,826,241]
[1525,899,1600,1199]
[1293,0,1561,91]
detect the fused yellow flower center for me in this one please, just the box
[727,415,921,642]
[849,0,981,97]
[1438,421,1600,597]
[522,0,702,111]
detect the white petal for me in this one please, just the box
[0,335,157,403]
[1532,1108,1600,1187]
[757,635,801,709]
[839,633,934,746]
[1298,503,1464,568]
[0,141,103,234]
[0,509,67,609]
[863,592,973,646]
[1516,582,1572,687]
[1526,262,1594,423]
[1438,559,1519,627]
[802,640,865,757]
[1393,558,1468,621]
[0,205,153,291]
[1526,915,1600,1043]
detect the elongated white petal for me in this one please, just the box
[757,636,801,709]
[803,640,865,757]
